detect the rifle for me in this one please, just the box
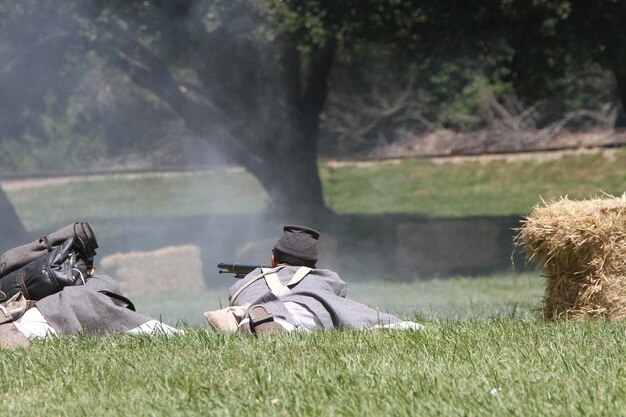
[218,263,269,279]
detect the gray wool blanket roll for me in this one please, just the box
[0,222,98,278]
[35,275,151,335]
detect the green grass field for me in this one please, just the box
[2,148,626,416]
[3,317,625,416]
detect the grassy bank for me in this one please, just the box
[3,148,625,232]
[320,148,626,216]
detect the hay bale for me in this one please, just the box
[99,245,205,295]
[517,195,626,319]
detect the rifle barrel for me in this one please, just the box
[217,263,268,278]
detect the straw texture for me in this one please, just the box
[517,194,626,319]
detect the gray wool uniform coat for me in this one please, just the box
[228,266,403,330]
[35,275,152,335]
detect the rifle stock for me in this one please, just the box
[217,263,268,279]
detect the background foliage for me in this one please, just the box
[0,0,623,174]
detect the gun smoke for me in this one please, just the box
[0,1,523,326]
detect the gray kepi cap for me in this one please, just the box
[273,225,320,266]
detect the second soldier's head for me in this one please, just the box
[272,225,320,268]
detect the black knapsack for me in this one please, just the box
[0,222,98,301]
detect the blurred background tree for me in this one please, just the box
[0,0,624,229]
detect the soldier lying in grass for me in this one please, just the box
[0,222,182,349]
[208,225,423,336]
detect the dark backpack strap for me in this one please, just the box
[98,290,136,311]
[39,235,53,252]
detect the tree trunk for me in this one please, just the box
[613,68,626,129]
[0,186,27,253]
[98,18,334,223]
[247,128,332,225]
[245,37,336,225]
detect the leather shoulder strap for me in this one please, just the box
[264,266,312,297]
[229,266,283,305]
